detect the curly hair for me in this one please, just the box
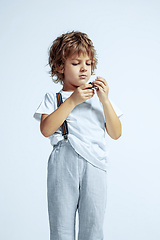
[48,31,98,84]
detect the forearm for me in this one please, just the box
[40,84,95,137]
[102,99,122,140]
[40,97,75,137]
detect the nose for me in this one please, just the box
[80,64,87,72]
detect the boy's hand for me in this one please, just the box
[93,77,109,104]
[69,84,94,106]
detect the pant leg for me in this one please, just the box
[77,157,107,240]
[47,141,79,240]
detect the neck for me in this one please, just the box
[62,83,78,92]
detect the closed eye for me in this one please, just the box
[72,62,91,66]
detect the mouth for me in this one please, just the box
[79,75,87,79]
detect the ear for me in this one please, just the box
[55,64,64,73]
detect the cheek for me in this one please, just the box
[66,68,75,77]
[72,67,78,75]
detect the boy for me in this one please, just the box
[34,31,123,240]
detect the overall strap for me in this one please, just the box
[56,92,69,141]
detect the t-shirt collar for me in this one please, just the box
[59,89,73,97]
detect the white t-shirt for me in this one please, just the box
[33,90,123,171]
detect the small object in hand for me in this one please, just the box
[88,82,98,90]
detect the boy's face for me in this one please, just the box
[62,53,92,91]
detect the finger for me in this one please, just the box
[83,90,95,97]
[80,84,93,90]
[96,76,106,82]
[85,92,95,99]
[94,77,107,86]
[94,80,106,89]
[83,88,94,94]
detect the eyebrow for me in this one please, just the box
[71,58,91,61]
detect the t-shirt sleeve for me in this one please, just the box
[33,92,56,121]
[109,99,123,118]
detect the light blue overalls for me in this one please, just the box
[47,93,107,240]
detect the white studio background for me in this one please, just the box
[0,0,160,239]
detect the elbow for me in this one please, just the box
[40,125,51,138]
[113,125,122,140]
[106,119,122,140]
[113,132,122,140]
[111,123,122,140]
[40,129,49,138]
[40,121,57,138]
[41,132,50,138]
[40,124,56,138]
[108,130,122,140]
